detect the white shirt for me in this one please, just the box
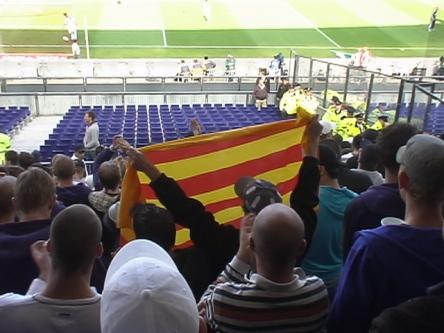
[0,279,101,333]
[72,42,81,58]
[64,16,77,33]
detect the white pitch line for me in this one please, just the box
[289,4,342,48]
[3,44,444,50]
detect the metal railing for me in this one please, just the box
[290,54,444,126]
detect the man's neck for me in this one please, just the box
[104,187,120,195]
[19,210,51,222]
[57,178,74,188]
[256,261,295,284]
[404,199,443,229]
[320,177,340,189]
[42,271,95,300]
[384,168,398,184]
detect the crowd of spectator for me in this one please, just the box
[0,102,443,333]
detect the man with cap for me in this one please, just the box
[328,134,444,333]
[371,115,390,131]
[275,76,291,107]
[101,239,207,333]
[121,117,323,286]
[279,84,302,118]
[199,204,329,332]
[337,108,367,140]
[322,96,346,126]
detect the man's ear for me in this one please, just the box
[296,239,307,257]
[249,236,255,254]
[96,243,104,258]
[46,240,52,254]
[319,165,326,177]
[398,168,410,192]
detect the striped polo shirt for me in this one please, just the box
[199,257,329,333]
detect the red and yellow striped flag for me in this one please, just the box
[119,118,309,248]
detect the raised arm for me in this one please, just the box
[289,117,322,253]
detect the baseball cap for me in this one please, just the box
[108,201,120,226]
[396,134,444,191]
[101,239,199,333]
[320,120,337,135]
[234,177,283,214]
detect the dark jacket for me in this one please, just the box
[56,183,92,207]
[328,225,444,333]
[343,183,404,258]
[370,281,444,333]
[0,219,106,294]
[276,83,291,99]
[150,156,320,284]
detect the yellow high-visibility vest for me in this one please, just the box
[0,133,11,165]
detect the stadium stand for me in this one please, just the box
[0,106,31,134]
[39,104,284,161]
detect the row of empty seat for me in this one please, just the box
[0,106,31,134]
[39,104,283,161]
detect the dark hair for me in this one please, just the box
[351,134,363,150]
[98,162,120,190]
[14,167,55,214]
[5,150,18,165]
[320,138,342,158]
[132,203,176,252]
[319,144,340,178]
[359,144,381,171]
[86,111,96,121]
[377,123,418,171]
[362,129,380,144]
[18,152,35,169]
[31,150,42,163]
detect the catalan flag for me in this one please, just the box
[119,118,309,248]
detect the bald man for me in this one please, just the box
[199,203,329,333]
[0,204,103,333]
[0,176,16,224]
[53,154,91,207]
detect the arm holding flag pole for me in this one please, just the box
[290,116,322,255]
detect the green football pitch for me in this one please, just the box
[0,0,443,58]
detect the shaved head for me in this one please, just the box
[0,176,16,223]
[50,204,102,275]
[252,203,305,269]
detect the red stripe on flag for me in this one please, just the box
[145,123,295,164]
[173,145,302,196]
